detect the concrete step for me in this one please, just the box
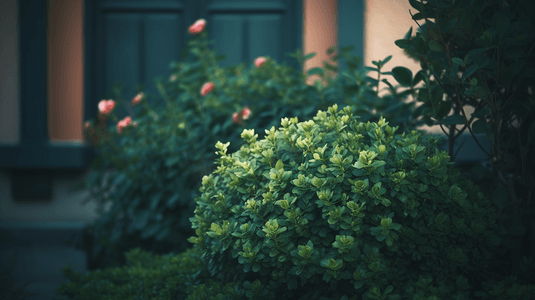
[0,222,87,300]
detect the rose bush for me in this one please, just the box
[77,17,422,269]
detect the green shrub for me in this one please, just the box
[58,105,535,300]
[189,104,517,299]
[77,17,421,270]
[395,0,535,273]
[55,247,207,300]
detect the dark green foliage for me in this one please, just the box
[58,107,535,300]
[76,24,420,270]
[394,0,535,273]
[55,247,207,300]
[189,105,534,299]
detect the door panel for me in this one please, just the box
[210,15,245,65]
[203,0,301,69]
[95,0,186,106]
[144,14,181,93]
[104,13,140,99]
[248,15,282,64]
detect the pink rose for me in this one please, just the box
[169,74,177,82]
[232,112,241,123]
[200,82,215,96]
[117,116,132,134]
[188,19,206,35]
[241,107,251,120]
[98,99,115,115]
[131,92,144,106]
[254,56,267,67]
[84,121,91,131]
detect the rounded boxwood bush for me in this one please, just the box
[189,105,508,299]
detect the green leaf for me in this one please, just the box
[303,52,317,61]
[307,67,324,76]
[323,62,338,72]
[327,45,336,55]
[382,55,392,65]
[482,31,493,44]
[404,27,413,40]
[428,40,444,52]
[392,67,413,87]
[492,185,508,210]
[440,114,465,125]
[413,70,425,86]
[462,64,478,80]
[470,78,478,87]
[451,58,465,67]
[365,66,379,73]
[471,119,487,134]
[408,0,422,10]
[474,86,489,100]
[395,39,413,49]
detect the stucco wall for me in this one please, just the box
[48,0,85,142]
[364,0,420,85]
[303,0,337,86]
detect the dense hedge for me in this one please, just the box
[55,248,206,300]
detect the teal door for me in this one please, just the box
[88,0,302,106]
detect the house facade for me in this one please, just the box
[0,0,420,222]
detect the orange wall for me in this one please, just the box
[303,0,338,86]
[47,0,84,142]
[364,0,421,93]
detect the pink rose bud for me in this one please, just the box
[241,107,251,120]
[200,82,215,96]
[169,74,177,82]
[254,56,267,67]
[232,112,241,123]
[188,19,206,35]
[98,99,116,115]
[84,121,91,131]
[131,92,144,106]
[117,116,132,134]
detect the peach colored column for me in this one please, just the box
[303,0,338,86]
[48,0,84,142]
[364,0,420,92]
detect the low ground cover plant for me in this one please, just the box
[55,247,206,300]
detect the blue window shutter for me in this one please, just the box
[201,0,302,71]
[0,0,91,169]
[337,0,365,73]
[92,0,188,115]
